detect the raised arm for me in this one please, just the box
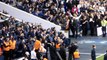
[77,12,83,19]
[67,11,73,17]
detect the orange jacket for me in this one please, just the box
[9,40,16,50]
[3,41,10,51]
[0,47,2,56]
[34,40,41,50]
[73,51,80,59]
[56,43,60,49]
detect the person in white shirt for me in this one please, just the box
[31,48,37,60]
[67,11,82,38]
[39,44,46,53]
[98,5,106,14]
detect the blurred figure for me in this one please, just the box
[68,11,82,38]
[43,55,48,60]
[55,42,61,51]
[39,43,46,59]
[3,37,10,60]
[0,46,3,60]
[101,18,107,37]
[9,35,16,60]
[81,16,88,36]
[33,38,41,59]
[33,39,41,51]
[69,42,78,60]
[73,49,80,60]
[89,13,95,36]
[104,50,107,60]
[0,45,3,56]
[91,45,96,60]
[71,5,78,14]
[31,48,37,60]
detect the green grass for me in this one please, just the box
[96,55,104,60]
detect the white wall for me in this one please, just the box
[0,2,61,31]
[97,27,107,36]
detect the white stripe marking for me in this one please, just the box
[80,53,103,55]
[96,53,105,58]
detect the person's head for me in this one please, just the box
[10,35,14,40]
[25,51,30,58]
[65,15,69,20]
[75,49,79,52]
[71,42,74,46]
[92,44,96,49]
[5,36,9,42]
[2,27,5,31]
[34,36,37,40]
[74,41,78,45]
[106,50,107,53]
[0,35,4,40]
[74,5,76,8]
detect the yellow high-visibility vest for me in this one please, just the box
[34,40,41,50]
[9,40,16,50]
[74,51,80,58]
[3,41,10,51]
[101,20,107,27]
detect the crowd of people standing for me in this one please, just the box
[0,0,107,60]
[1,0,107,38]
[0,12,71,60]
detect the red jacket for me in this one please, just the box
[71,7,78,14]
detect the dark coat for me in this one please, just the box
[91,48,96,60]
[104,53,107,60]
[59,47,66,60]
[69,44,78,54]
[49,45,58,60]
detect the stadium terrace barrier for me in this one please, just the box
[0,2,69,38]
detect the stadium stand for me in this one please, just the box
[0,11,70,60]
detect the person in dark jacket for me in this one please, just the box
[49,43,58,60]
[104,50,107,60]
[59,46,66,60]
[91,45,96,60]
[69,42,78,60]
[89,17,95,36]
[81,16,88,36]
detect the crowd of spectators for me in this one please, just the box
[0,0,80,25]
[0,0,107,60]
[0,12,70,60]
[0,0,107,37]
